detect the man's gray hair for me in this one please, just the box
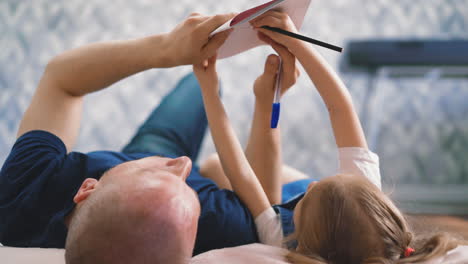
[65,185,193,264]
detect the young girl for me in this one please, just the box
[193,11,465,264]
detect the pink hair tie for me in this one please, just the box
[404,247,415,257]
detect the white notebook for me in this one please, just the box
[212,0,312,59]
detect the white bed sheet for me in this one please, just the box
[0,245,467,264]
[0,246,65,264]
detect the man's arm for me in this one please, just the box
[17,13,235,152]
[17,36,166,151]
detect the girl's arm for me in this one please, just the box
[245,83,283,205]
[245,36,300,205]
[291,45,367,148]
[253,12,368,149]
[193,55,271,218]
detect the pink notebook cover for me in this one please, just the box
[212,0,312,59]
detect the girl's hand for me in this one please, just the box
[193,54,220,94]
[253,33,300,107]
[250,10,303,54]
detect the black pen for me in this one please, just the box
[260,26,343,53]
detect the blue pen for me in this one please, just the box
[271,58,282,129]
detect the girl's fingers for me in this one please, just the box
[270,41,294,64]
[201,28,233,59]
[208,54,218,70]
[271,45,295,80]
[251,16,283,29]
[258,29,298,92]
[251,12,299,47]
[257,32,273,45]
[259,33,296,84]
[257,28,283,44]
[250,10,285,25]
[267,10,289,19]
[251,12,297,32]
[295,67,301,78]
[194,53,217,73]
[269,42,297,88]
[194,60,204,70]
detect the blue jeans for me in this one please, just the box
[122,73,207,163]
[122,72,313,201]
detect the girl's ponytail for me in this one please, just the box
[286,251,327,264]
[398,233,460,263]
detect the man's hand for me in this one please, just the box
[163,13,236,67]
[253,33,300,107]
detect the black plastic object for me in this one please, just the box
[340,40,468,70]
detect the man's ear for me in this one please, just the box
[73,178,99,204]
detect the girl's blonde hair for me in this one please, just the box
[285,175,465,264]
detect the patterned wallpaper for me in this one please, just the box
[1,1,467,200]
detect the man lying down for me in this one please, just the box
[1,9,467,264]
[0,11,308,264]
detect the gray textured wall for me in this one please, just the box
[1,0,468,207]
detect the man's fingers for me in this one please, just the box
[185,15,210,27]
[188,12,210,22]
[198,13,237,36]
[201,29,233,59]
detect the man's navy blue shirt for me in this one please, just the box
[0,130,258,254]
